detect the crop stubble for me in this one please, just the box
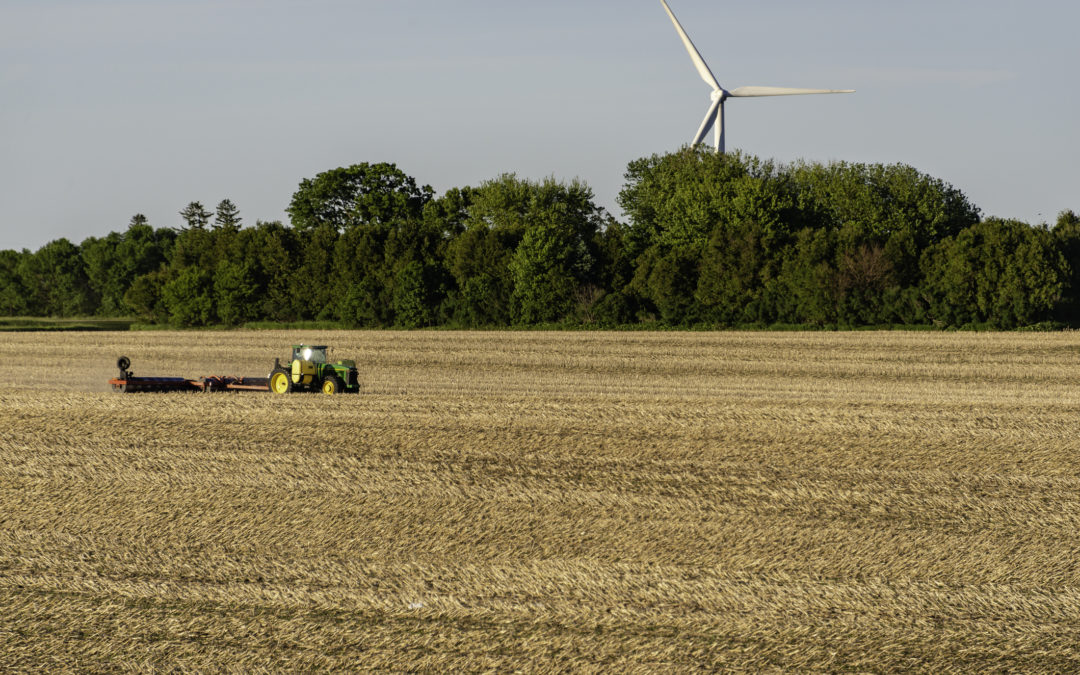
[2,330,1080,671]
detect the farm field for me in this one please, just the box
[3,330,1080,671]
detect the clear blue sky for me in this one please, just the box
[2,0,1077,251]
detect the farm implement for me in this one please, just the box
[110,355,270,393]
[109,345,360,395]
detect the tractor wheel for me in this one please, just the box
[321,375,343,395]
[269,368,292,395]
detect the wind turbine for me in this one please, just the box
[660,0,854,153]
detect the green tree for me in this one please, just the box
[773,228,839,326]
[392,260,437,328]
[617,148,985,328]
[445,220,517,326]
[80,220,172,317]
[0,249,29,316]
[618,148,783,252]
[162,266,214,326]
[695,219,776,325]
[214,199,242,231]
[179,201,212,229]
[287,163,433,232]
[333,223,391,326]
[788,161,980,288]
[290,224,338,320]
[618,148,793,324]
[1053,209,1080,323]
[450,174,601,326]
[213,258,258,324]
[631,244,701,325]
[588,217,636,326]
[248,220,302,322]
[509,222,582,324]
[123,267,169,322]
[17,238,95,316]
[170,225,216,269]
[214,260,258,325]
[79,232,122,314]
[922,219,1067,328]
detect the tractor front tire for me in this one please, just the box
[270,368,292,395]
[321,375,343,395]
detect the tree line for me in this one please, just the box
[3,148,1078,329]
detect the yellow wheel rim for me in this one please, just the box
[271,372,290,394]
[322,379,336,395]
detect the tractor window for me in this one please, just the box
[295,346,328,363]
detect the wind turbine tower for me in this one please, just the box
[660,0,854,153]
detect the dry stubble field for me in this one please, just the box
[3,330,1080,671]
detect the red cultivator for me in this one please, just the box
[109,356,270,393]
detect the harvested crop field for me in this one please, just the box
[3,330,1080,671]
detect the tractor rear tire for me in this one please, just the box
[322,375,343,395]
[269,368,292,395]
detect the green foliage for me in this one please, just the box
[214,260,258,325]
[446,226,515,327]
[1052,210,1080,322]
[81,222,172,317]
[775,228,839,326]
[179,201,212,229]
[619,148,795,257]
[509,223,581,324]
[292,224,338,320]
[392,261,437,328]
[696,219,776,325]
[124,268,169,322]
[287,163,433,232]
[789,161,980,244]
[0,249,29,316]
[163,266,214,326]
[632,244,701,325]
[17,238,95,316]
[619,148,1000,328]
[332,223,391,327]
[214,199,242,231]
[922,219,1067,328]
[1,153,1073,331]
[247,220,302,322]
[458,174,603,326]
[591,290,633,327]
[454,273,507,327]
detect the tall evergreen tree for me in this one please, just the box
[214,199,242,231]
[179,201,212,229]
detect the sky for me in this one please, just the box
[2,0,1078,251]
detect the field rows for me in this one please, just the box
[3,330,1080,670]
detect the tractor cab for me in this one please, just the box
[293,345,328,363]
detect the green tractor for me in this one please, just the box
[268,345,360,395]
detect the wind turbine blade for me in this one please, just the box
[660,0,722,91]
[692,98,722,146]
[728,86,855,97]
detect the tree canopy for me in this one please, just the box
[286,163,434,232]
[2,150,1075,330]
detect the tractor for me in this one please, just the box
[268,345,360,395]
